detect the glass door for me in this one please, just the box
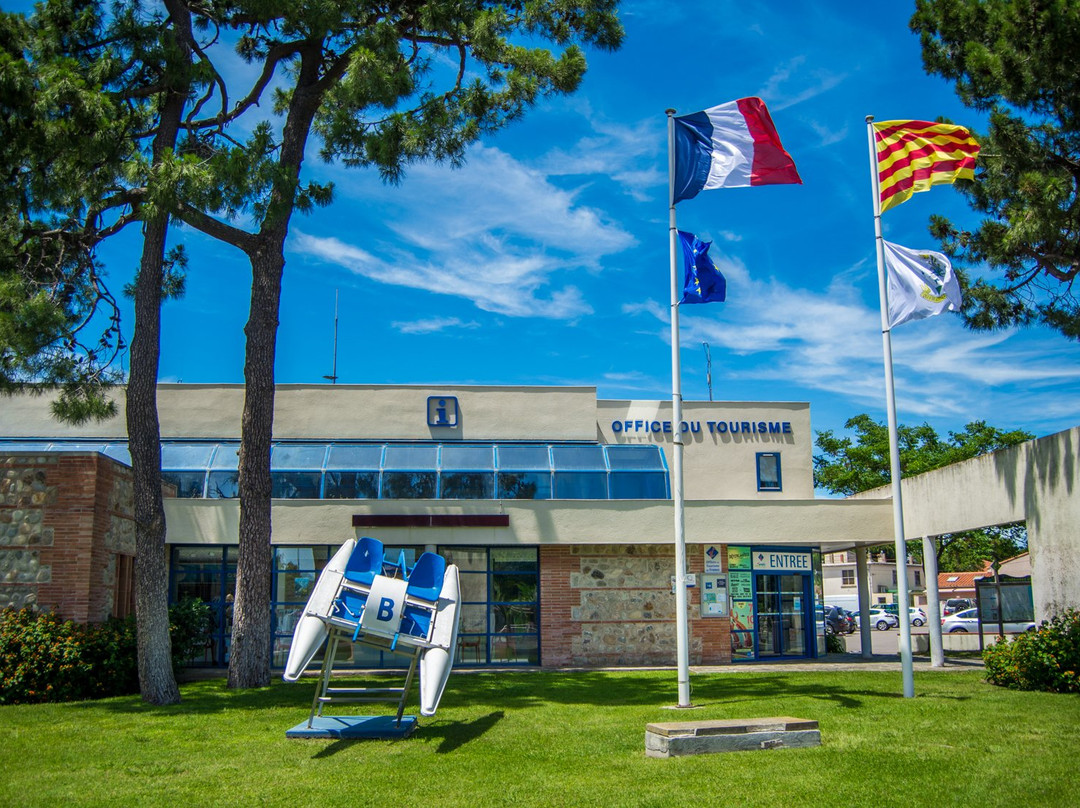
[755,573,808,658]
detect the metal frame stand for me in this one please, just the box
[306,630,422,729]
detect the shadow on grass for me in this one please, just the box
[427,710,505,753]
[69,669,974,718]
[301,711,505,758]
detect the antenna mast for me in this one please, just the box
[703,342,713,401]
[323,290,339,384]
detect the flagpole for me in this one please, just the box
[866,115,915,699]
[667,108,692,708]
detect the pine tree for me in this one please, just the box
[911,0,1080,341]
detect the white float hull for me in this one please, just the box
[282,539,356,682]
[419,564,461,716]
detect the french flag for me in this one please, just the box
[672,97,802,203]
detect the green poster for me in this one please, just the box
[729,571,752,600]
[728,545,751,570]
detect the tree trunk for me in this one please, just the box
[227,45,324,689]
[227,244,285,689]
[127,210,180,705]
[126,0,193,704]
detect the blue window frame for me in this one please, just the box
[1,439,670,501]
[756,452,782,491]
[168,545,237,666]
[442,546,539,666]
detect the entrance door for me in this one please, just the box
[755,573,808,658]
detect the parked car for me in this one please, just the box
[823,605,848,635]
[838,608,858,634]
[880,604,928,626]
[855,608,900,631]
[943,598,974,616]
[941,607,1037,634]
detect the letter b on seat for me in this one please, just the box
[377,597,396,622]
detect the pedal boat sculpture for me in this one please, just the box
[283,537,460,723]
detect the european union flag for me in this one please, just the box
[678,231,726,304]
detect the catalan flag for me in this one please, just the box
[874,121,979,213]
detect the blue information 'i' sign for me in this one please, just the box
[427,396,459,427]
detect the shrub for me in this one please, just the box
[0,608,137,704]
[825,633,846,654]
[168,598,213,668]
[983,609,1080,693]
[0,599,214,704]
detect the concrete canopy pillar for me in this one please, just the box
[921,535,943,667]
[855,546,872,658]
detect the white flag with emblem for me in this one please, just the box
[882,240,962,328]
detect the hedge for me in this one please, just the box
[983,609,1080,693]
[0,600,212,704]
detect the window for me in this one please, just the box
[914,570,922,587]
[169,546,238,666]
[841,569,855,587]
[443,546,539,666]
[756,452,781,491]
[440,472,495,499]
[552,446,607,499]
[606,445,669,499]
[497,472,551,500]
[19,439,670,501]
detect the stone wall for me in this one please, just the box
[0,453,134,623]
[540,544,730,668]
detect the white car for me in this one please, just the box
[909,608,927,627]
[941,608,1036,634]
[855,609,900,631]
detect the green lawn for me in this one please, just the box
[2,669,1077,807]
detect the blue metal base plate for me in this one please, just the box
[286,715,418,739]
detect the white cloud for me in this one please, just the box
[623,256,1080,429]
[759,56,847,112]
[805,118,850,148]
[391,317,481,335]
[291,143,636,319]
[538,115,664,202]
[294,231,595,319]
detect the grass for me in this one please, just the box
[2,668,1078,807]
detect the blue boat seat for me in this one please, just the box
[399,552,447,639]
[343,537,384,586]
[332,537,385,627]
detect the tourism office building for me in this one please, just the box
[1,383,895,670]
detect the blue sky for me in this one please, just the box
[87,1,1078,446]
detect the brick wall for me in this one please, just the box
[539,544,730,668]
[0,453,134,623]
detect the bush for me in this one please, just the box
[825,633,846,654]
[984,609,1080,693]
[0,599,214,704]
[0,608,137,704]
[168,598,213,668]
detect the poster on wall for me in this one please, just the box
[704,545,723,574]
[728,571,753,600]
[731,600,754,632]
[731,631,754,661]
[700,574,728,617]
[728,545,751,571]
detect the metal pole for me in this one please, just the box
[323,289,339,383]
[866,115,914,698]
[703,342,713,401]
[667,108,691,708]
